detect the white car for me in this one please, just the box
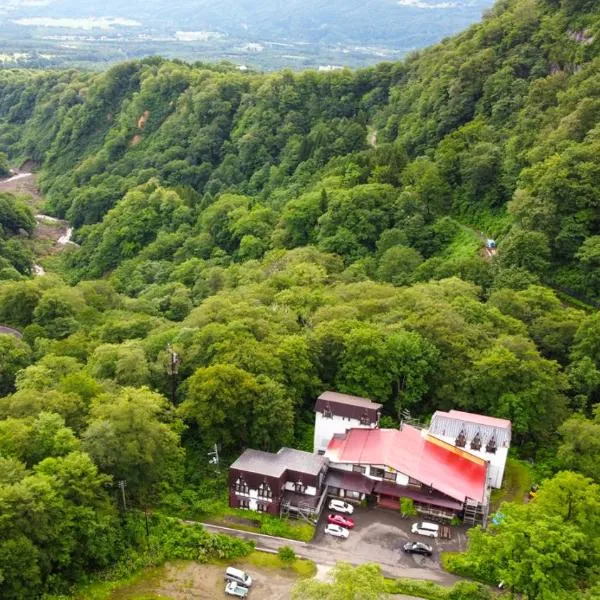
[325,523,350,538]
[411,521,439,538]
[328,499,354,514]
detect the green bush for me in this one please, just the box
[384,577,448,600]
[447,581,491,600]
[257,514,315,542]
[384,577,492,600]
[278,546,297,563]
[399,497,417,517]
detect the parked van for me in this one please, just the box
[224,567,253,587]
[411,522,440,538]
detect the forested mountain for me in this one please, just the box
[0,0,599,598]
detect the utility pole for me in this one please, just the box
[208,443,220,475]
[166,344,180,405]
[117,480,127,512]
[144,508,150,546]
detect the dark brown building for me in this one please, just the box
[229,447,328,518]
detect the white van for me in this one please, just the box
[411,522,439,538]
[224,567,253,587]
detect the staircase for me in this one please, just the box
[463,498,488,527]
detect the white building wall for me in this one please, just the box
[314,411,377,453]
[431,434,508,488]
[329,461,410,486]
[330,462,353,472]
[395,472,409,486]
[283,481,318,495]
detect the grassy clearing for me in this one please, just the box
[490,457,533,512]
[243,550,317,577]
[204,503,315,542]
[70,554,315,600]
[442,224,482,260]
[458,206,513,240]
[70,566,167,600]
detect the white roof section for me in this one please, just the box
[429,410,511,447]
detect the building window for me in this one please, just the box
[455,429,467,448]
[256,503,266,513]
[470,432,482,451]
[317,449,325,456]
[239,499,250,509]
[370,466,385,479]
[408,477,421,487]
[258,482,272,499]
[486,437,497,454]
[352,464,366,474]
[384,470,397,481]
[323,405,333,418]
[360,412,370,425]
[235,477,249,495]
[294,481,306,493]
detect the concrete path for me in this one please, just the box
[0,325,23,338]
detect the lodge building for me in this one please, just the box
[228,390,510,526]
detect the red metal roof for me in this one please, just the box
[325,426,487,503]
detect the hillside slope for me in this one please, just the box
[0,0,598,298]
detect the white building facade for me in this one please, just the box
[313,391,381,455]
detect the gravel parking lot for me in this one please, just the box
[108,560,298,599]
[312,506,468,572]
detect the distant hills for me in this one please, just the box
[0,0,494,69]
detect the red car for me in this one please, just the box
[327,513,355,529]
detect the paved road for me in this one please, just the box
[0,325,23,338]
[195,521,460,585]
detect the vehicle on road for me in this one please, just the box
[225,567,253,587]
[325,523,350,538]
[411,522,439,538]
[225,581,249,597]
[328,513,355,528]
[328,499,354,514]
[403,541,433,556]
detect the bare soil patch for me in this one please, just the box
[0,172,42,203]
[109,560,298,600]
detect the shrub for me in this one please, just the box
[278,546,297,563]
[447,581,491,600]
[384,578,448,600]
[399,497,417,517]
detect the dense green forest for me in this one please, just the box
[0,0,599,598]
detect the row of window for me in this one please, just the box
[234,478,273,499]
[321,407,372,425]
[238,499,267,512]
[235,478,309,497]
[455,431,497,453]
[352,464,399,481]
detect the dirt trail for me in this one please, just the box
[368,127,378,148]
